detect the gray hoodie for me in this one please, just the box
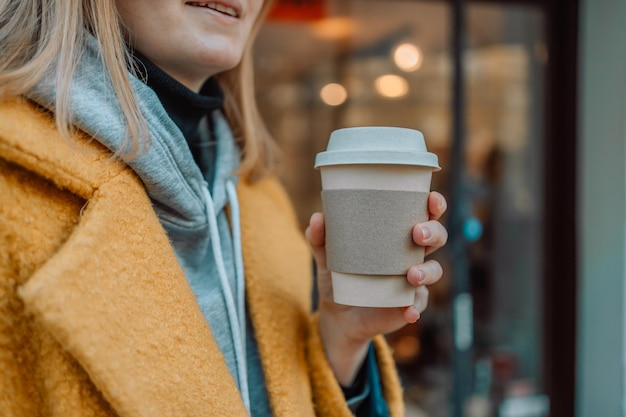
[28,35,271,416]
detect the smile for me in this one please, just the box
[186,2,240,18]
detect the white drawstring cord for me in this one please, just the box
[201,184,250,414]
[226,181,246,364]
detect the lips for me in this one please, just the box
[186,2,240,18]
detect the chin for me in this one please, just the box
[216,55,244,72]
[195,46,245,74]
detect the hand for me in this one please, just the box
[305,191,448,385]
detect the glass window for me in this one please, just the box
[255,2,547,416]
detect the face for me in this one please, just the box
[116,0,264,91]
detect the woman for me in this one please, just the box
[0,1,447,416]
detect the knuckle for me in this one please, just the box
[422,260,443,284]
[417,284,429,297]
[434,223,448,246]
[414,286,429,311]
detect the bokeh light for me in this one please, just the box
[320,83,348,106]
[393,43,423,72]
[374,74,409,99]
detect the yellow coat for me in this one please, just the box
[0,98,404,417]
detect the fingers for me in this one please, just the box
[404,260,441,323]
[403,286,429,323]
[414,285,429,313]
[407,259,443,287]
[305,212,328,271]
[403,306,420,323]
[306,212,325,247]
[417,191,448,256]
[428,191,447,221]
[413,220,448,254]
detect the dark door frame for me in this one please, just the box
[541,2,578,417]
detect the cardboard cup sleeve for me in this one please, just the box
[322,189,429,275]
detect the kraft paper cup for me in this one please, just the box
[315,127,440,308]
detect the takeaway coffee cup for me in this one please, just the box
[314,126,440,308]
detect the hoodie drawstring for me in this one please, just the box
[226,181,247,365]
[201,182,250,413]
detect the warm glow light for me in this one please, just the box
[374,75,409,99]
[393,43,423,72]
[312,17,355,40]
[320,83,347,106]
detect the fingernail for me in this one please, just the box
[422,226,432,241]
[417,269,426,284]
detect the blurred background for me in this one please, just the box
[253,0,625,416]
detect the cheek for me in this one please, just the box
[134,16,188,56]
[118,2,183,44]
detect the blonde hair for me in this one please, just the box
[217,1,278,181]
[0,0,276,181]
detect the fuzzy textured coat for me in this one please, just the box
[0,98,405,417]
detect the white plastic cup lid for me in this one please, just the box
[315,126,440,170]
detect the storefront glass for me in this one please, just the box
[254,2,547,415]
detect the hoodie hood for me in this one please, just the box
[27,34,228,232]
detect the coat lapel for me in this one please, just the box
[6,98,319,417]
[237,178,316,417]
[19,169,248,417]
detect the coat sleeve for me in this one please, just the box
[306,313,405,417]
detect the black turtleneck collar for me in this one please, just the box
[131,50,224,142]
[131,51,225,184]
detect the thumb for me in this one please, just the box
[305,212,328,271]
